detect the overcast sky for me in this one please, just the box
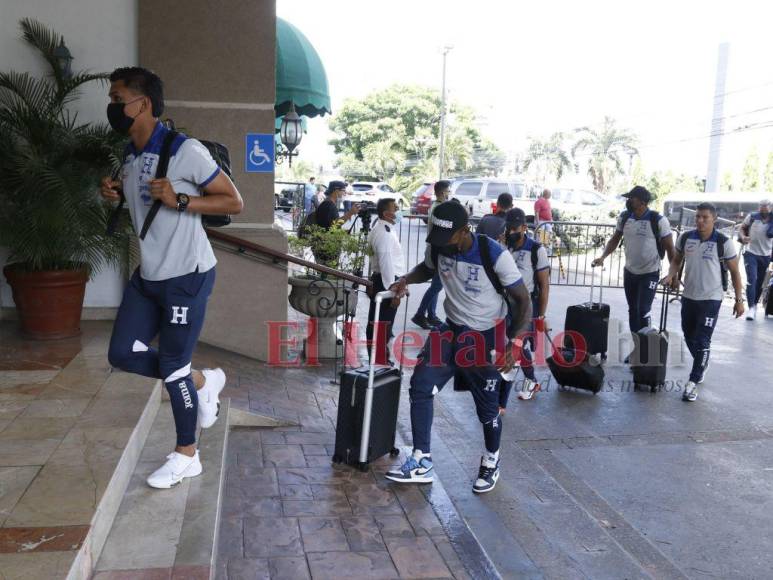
[277,0,773,184]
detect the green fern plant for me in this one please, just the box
[0,18,131,276]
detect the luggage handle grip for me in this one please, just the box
[360,289,397,465]
[588,265,605,307]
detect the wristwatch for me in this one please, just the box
[176,193,190,213]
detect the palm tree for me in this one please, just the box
[572,117,638,193]
[0,18,126,273]
[522,132,573,183]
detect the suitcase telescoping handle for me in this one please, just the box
[658,285,671,333]
[588,266,604,308]
[359,290,396,464]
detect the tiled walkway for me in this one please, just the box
[192,345,478,580]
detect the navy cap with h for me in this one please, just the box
[426,201,469,246]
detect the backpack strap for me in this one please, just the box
[477,234,504,294]
[620,210,631,228]
[430,244,439,270]
[530,240,540,272]
[139,130,180,241]
[677,231,689,254]
[105,164,126,236]
[649,211,666,258]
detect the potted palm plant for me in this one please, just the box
[0,19,127,339]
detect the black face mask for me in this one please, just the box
[107,100,142,135]
[625,199,635,212]
[436,243,459,257]
[506,231,523,248]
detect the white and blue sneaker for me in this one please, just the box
[472,455,500,494]
[385,451,434,484]
[198,368,226,429]
[682,381,699,402]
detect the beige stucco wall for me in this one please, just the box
[138,0,286,361]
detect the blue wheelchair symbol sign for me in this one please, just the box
[245,133,274,173]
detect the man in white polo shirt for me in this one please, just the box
[738,199,773,320]
[593,186,675,360]
[661,202,744,402]
[101,67,243,488]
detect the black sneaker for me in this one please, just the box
[426,315,443,328]
[472,458,500,494]
[411,314,432,330]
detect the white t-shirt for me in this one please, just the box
[616,209,672,275]
[425,234,523,330]
[509,237,550,294]
[121,123,219,281]
[678,230,737,301]
[741,212,773,257]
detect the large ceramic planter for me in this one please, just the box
[288,275,359,359]
[3,264,88,340]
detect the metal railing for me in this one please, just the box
[207,228,371,380]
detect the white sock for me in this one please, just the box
[483,449,499,466]
[412,449,430,460]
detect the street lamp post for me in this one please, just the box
[53,37,73,80]
[438,45,453,181]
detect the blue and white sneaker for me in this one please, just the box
[385,452,434,484]
[472,456,500,494]
[682,381,699,402]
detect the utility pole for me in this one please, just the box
[706,43,730,193]
[438,45,453,180]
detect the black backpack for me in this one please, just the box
[297,209,317,239]
[620,210,666,259]
[677,230,729,291]
[106,128,232,238]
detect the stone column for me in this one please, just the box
[138,0,287,361]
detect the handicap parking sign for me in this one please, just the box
[245,133,275,173]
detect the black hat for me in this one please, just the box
[622,185,652,203]
[325,180,347,195]
[505,207,526,227]
[426,201,469,246]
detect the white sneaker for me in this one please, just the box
[517,378,541,401]
[682,381,699,402]
[198,368,226,429]
[147,450,202,489]
[746,305,757,321]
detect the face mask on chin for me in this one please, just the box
[436,243,459,257]
[625,199,635,212]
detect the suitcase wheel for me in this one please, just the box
[651,383,662,393]
[331,454,343,464]
[389,447,400,457]
[357,461,369,473]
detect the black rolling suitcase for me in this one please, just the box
[631,288,670,392]
[564,275,610,358]
[764,268,773,318]
[332,291,401,471]
[546,331,605,394]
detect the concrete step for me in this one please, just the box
[93,396,231,579]
[0,354,161,580]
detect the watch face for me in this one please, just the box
[180,194,190,204]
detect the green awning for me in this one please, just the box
[275,18,331,119]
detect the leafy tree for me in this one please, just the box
[522,132,572,183]
[764,152,773,191]
[275,159,314,183]
[721,171,734,192]
[572,117,638,193]
[741,146,760,190]
[328,84,505,186]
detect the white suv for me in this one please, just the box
[342,182,405,210]
[451,178,535,218]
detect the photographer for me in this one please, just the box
[366,198,405,365]
[312,181,360,266]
